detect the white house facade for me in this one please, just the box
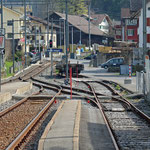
[99,17,109,34]
[138,1,150,48]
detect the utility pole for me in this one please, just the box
[12,19,15,73]
[143,0,147,66]
[47,4,49,49]
[35,26,37,52]
[80,29,82,45]
[0,0,3,92]
[64,19,65,54]
[51,18,53,77]
[88,2,91,51]
[65,0,69,84]
[1,0,3,29]
[59,19,62,49]
[72,26,73,53]
[39,29,41,60]
[24,0,27,67]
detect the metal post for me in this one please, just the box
[64,19,65,53]
[0,0,3,92]
[47,4,49,49]
[72,26,73,53]
[50,18,53,77]
[39,29,41,60]
[12,19,15,73]
[59,19,62,49]
[35,26,37,52]
[80,29,82,45]
[1,0,3,29]
[143,0,147,66]
[65,0,69,84]
[88,2,91,51]
[24,0,27,67]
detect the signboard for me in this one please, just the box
[0,29,5,49]
[0,36,4,49]
[0,28,5,35]
[145,55,149,71]
[47,48,63,52]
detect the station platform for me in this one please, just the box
[38,100,81,150]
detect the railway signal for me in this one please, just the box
[49,40,53,48]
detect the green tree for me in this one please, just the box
[56,0,88,15]
[91,0,130,19]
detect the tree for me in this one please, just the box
[56,0,88,15]
[91,0,130,19]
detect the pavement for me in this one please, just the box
[0,61,40,104]
[69,59,137,93]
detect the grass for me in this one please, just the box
[4,61,14,78]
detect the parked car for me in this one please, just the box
[27,52,41,64]
[101,57,124,69]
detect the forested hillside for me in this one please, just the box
[4,0,130,20]
[91,0,130,20]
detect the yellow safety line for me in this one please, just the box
[73,100,81,150]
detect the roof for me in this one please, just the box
[52,12,106,36]
[28,15,59,28]
[91,14,106,26]
[4,6,22,16]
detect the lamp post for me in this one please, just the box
[0,0,3,92]
[12,19,15,73]
[88,2,91,51]
[24,0,27,67]
[65,0,69,84]
[60,18,65,54]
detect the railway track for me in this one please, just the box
[28,77,150,149]
[0,84,61,150]
[1,67,150,150]
[1,60,50,85]
[80,80,150,150]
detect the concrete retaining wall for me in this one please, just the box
[15,82,32,95]
[0,92,12,104]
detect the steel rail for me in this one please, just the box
[31,77,104,96]
[96,81,150,124]
[0,84,43,117]
[85,83,120,150]
[6,86,62,150]
[20,63,51,81]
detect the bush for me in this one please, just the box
[15,51,24,61]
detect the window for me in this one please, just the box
[126,19,137,25]
[7,33,13,38]
[99,25,102,29]
[147,18,150,26]
[41,36,44,40]
[116,30,121,35]
[127,29,134,36]
[147,34,150,43]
